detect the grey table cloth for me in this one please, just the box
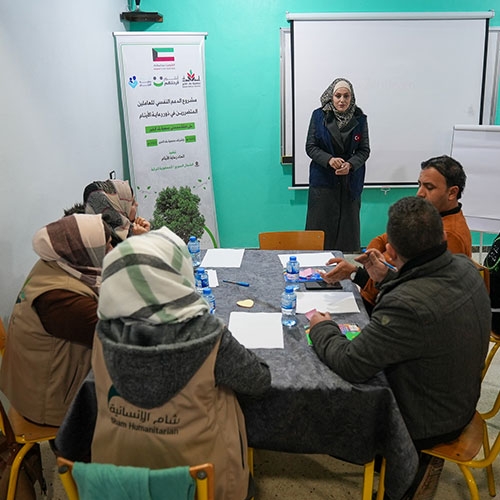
[55,249,418,499]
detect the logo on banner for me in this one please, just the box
[182,70,201,88]
[127,74,181,89]
[128,76,138,88]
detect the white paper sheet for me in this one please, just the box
[278,252,335,268]
[296,291,360,314]
[207,269,218,287]
[228,312,284,349]
[201,248,245,268]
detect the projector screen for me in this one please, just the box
[288,12,492,186]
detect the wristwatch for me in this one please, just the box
[350,269,358,281]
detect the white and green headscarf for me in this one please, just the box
[98,226,208,324]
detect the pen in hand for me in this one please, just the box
[380,260,397,272]
[361,249,397,272]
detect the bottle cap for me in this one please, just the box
[289,256,297,261]
[196,267,205,273]
[285,285,295,293]
[203,287,212,295]
[189,236,196,241]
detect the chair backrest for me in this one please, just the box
[56,457,215,500]
[474,261,490,293]
[0,317,7,356]
[0,319,10,439]
[0,396,15,445]
[473,262,499,380]
[258,230,325,250]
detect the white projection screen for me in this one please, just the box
[288,12,493,186]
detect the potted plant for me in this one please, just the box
[150,186,205,244]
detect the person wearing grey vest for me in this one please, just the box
[91,226,271,500]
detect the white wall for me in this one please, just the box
[0,1,127,320]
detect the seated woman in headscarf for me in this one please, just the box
[91,226,271,500]
[84,179,150,243]
[0,214,112,426]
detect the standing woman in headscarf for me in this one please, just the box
[90,226,271,500]
[84,179,150,243]
[0,214,112,426]
[305,78,370,252]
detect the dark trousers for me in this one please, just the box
[378,426,464,500]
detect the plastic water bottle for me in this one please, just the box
[202,287,216,314]
[195,267,209,292]
[187,236,201,268]
[286,256,300,282]
[281,285,297,327]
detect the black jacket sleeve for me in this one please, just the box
[215,329,272,396]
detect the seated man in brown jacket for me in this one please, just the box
[322,155,472,314]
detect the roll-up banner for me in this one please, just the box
[114,32,219,247]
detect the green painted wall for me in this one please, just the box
[134,0,500,248]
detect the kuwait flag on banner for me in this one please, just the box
[152,47,174,62]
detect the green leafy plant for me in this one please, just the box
[150,186,205,243]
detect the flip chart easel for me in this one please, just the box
[451,125,500,259]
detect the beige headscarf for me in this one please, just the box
[32,214,107,293]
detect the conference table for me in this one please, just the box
[55,249,418,499]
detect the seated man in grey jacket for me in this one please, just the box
[309,196,490,500]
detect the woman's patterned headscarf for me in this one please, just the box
[32,214,107,293]
[320,77,357,130]
[98,226,209,324]
[84,179,134,241]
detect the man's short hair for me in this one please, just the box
[420,155,467,199]
[387,197,444,261]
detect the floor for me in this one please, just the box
[37,351,500,499]
[19,252,500,499]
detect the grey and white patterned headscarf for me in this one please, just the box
[98,226,208,324]
[320,78,357,130]
[84,179,134,241]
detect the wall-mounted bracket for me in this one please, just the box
[120,11,163,23]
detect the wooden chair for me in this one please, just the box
[0,317,6,356]
[483,330,500,381]
[420,398,500,500]
[57,457,215,500]
[375,402,500,500]
[475,262,491,294]
[473,263,500,381]
[258,230,325,250]
[0,319,59,500]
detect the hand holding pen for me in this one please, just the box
[356,248,398,282]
